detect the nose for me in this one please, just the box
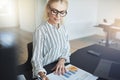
[56,13,61,18]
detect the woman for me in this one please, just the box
[31,0,71,80]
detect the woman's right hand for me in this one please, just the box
[38,72,49,80]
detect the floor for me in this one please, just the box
[0,27,120,65]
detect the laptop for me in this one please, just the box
[94,59,120,80]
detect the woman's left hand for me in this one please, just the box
[51,58,66,75]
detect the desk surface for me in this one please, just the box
[70,44,120,80]
[111,26,120,31]
[45,44,120,80]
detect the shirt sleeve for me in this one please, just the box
[31,28,47,77]
[60,28,71,63]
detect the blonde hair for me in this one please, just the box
[42,0,68,22]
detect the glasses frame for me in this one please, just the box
[48,6,67,17]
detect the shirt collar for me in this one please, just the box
[46,21,63,30]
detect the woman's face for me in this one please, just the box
[48,2,67,25]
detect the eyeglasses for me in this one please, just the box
[49,6,67,17]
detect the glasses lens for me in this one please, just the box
[60,11,67,17]
[49,7,67,17]
[51,9,58,15]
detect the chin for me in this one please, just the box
[54,20,61,24]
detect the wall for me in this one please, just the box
[18,0,35,32]
[65,0,98,40]
[0,0,36,32]
[97,0,120,39]
[0,0,18,27]
[1,0,119,39]
[35,0,47,27]
[97,0,120,24]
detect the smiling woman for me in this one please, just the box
[31,0,71,80]
[43,0,68,26]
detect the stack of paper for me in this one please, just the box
[47,64,98,80]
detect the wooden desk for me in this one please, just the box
[111,26,120,31]
[96,24,120,47]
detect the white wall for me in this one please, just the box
[66,0,120,40]
[97,0,120,39]
[0,0,36,32]
[97,0,120,24]
[18,0,36,32]
[1,0,119,39]
[35,0,47,27]
[65,0,98,40]
[0,0,18,27]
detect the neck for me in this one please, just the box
[48,20,60,29]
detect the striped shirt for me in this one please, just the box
[31,21,71,77]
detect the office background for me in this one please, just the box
[0,0,120,40]
[0,0,120,80]
[0,0,120,70]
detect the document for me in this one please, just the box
[47,64,98,80]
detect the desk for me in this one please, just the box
[70,44,120,80]
[44,44,120,80]
[111,26,120,32]
[95,24,120,47]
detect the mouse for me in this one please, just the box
[87,50,101,57]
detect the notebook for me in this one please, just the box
[47,64,98,80]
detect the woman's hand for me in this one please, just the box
[38,72,49,80]
[52,58,66,75]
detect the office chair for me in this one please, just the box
[0,46,17,80]
[17,42,33,80]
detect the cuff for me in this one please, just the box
[59,56,70,63]
[35,69,47,78]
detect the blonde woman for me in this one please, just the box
[31,0,70,80]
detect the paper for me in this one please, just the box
[47,64,98,80]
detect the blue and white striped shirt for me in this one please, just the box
[31,21,71,77]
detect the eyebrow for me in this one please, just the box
[50,7,67,12]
